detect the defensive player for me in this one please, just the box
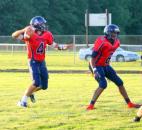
[12,16,72,107]
[87,24,141,110]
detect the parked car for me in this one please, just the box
[79,47,140,62]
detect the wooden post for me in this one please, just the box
[85,9,89,47]
[106,9,109,25]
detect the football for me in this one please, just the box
[24,26,35,39]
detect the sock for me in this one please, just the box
[21,95,28,103]
[125,98,130,104]
[90,100,95,105]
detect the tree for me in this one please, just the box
[125,0,142,34]
[0,0,142,35]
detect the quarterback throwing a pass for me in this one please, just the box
[12,16,72,107]
[87,24,141,110]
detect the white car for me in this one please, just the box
[79,47,140,62]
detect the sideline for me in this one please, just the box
[0,69,142,74]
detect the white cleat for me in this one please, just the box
[17,101,28,108]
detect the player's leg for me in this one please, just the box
[18,60,41,107]
[87,67,107,110]
[133,106,142,122]
[29,61,48,103]
[39,61,49,90]
[28,87,41,103]
[18,85,39,107]
[105,65,141,108]
[87,87,105,110]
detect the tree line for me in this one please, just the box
[0,0,142,35]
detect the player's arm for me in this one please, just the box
[12,26,34,41]
[90,38,102,69]
[91,50,98,68]
[47,31,73,50]
[90,37,105,72]
[12,28,25,40]
[50,42,73,50]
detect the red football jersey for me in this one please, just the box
[92,36,120,66]
[24,31,53,61]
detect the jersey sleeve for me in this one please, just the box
[93,37,104,52]
[46,31,54,45]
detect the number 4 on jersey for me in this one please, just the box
[37,42,44,54]
[106,53,113,64]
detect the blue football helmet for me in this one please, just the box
[104,24,120,42]
[30,16,47,32]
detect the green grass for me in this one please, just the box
[0,52,142,130]
[0,52,142,71]
[0,73,142,130]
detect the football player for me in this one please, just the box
[12,16,72,107]
[87,24,141,110]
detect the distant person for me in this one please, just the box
[87,24,141,110]
[12,16,72,107]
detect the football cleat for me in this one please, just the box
[133,116,141,122]
[127,102,141,108]
[29,94,36,103]
[17,101,27,108]
[86,104,94,110]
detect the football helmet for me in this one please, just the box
[30,16,47,32]
[104,24,120,43]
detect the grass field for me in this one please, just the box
[0,52,142,130]
[0,52,142,71]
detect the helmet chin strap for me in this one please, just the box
[33,24,46,32]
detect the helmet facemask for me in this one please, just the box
[30,16,48,33]
[33,23,47,32]
[107,31,119,43]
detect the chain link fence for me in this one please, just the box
[0,35,142,68]
[0,35,142,52]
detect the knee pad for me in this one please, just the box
[99,79,107,89]
[95,76,107,89]
[95,73,107,89]
[41,85,48,90]
[116,79,123,87]
[112,75,124,87]
[41,81,48,90]
[33,80,40,87]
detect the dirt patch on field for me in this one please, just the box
[0,69,142,74]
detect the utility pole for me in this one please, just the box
[85,9,89,47]
[106,9,109,25]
